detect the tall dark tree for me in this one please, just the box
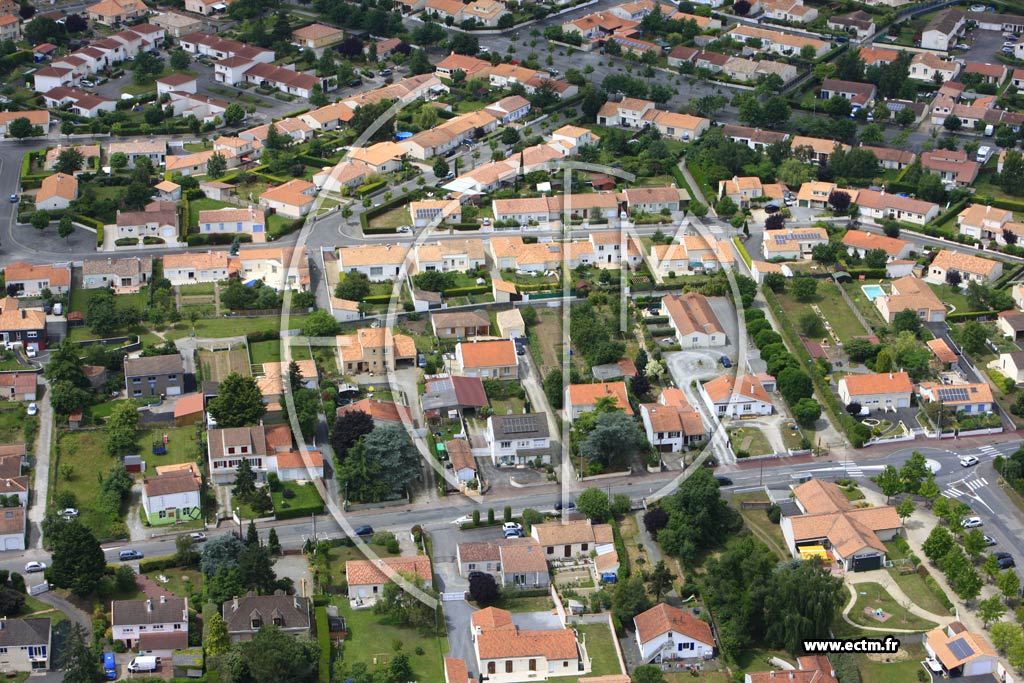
[209,373,266,427]
[469,573,500,605]
[62,623,103,683]
[331,409,375,462]
[233,458,258,500]
[48,519,106,597]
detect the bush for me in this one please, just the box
[766,504,781,523]
[138,555,179,573]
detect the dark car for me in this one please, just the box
[995,551,1012,560]
[714,476,733,486]
[118,550,143,561]
[353,525,374,537]
[999,556,1016,569]
[349,78,363,87]
[720,356,733,368]
[553,501,576,511]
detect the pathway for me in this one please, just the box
[842,572,954,634]
[28,380,53,549]
[678,161,714,216]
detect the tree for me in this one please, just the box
[373,572,438,630]
[544,369,563,409]
[58,214,74,245]
[206,152,227,180]
[643,507,668,536]
[763,272,786,293]
[176,534,199,566]
[432,157,450,178]
[468,572,500,605]
[896,496,915,522]
[798,311,825,338]
[875,465,903,501]
[106,401,140,456]
[579,411,645,469]
[208,373,266,428]
[7,117,39,139]
[337,425,420,502]
[631,666,666,683]
[891,308,922,337]
[923,526,955,562]
[335,271,370,301]
[791,277,817,302]
[990,622,1021,654]
[30,212,48,231]
[777,367,813,406]
[960,321,988,356]
[919,474,941,501]
[233,627,319,683]
[964,529,988,560]
[943,114,963,131]
[501,127,520,145]
[234,458,260,501]
[450,32,479,55]
[301,310,341,337]
[201,534,245,577]
[49,381,90,416]
[203,611,230,657]
[612,575,651,625]
[999,569,1021,605]
[62,623,103,683]
[1001,150,1024,196]
[331,409,375,463]
[657,469,741,565]
[54,147,84,175]
[576,488,611,522]
[792,398,821,427]
[110,152,128,170]
[49,519,106,597]
[715,195,738,217]
[170,48,191,70]
[646,560,675,601]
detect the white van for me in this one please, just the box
[127,657,158,673]
[977,145,992,162]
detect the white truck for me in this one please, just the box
[127,657,159,673]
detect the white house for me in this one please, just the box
[346,556,432,605]
[0,507,25,551]
[455,340,518,379]
[634,603,715,664]
[110,597,188,649]
[639,388,706,453]
[486,413,552,466]
[925,250,1003,288]
[337,244,408,282]
[700,374,773,418]
[994,351,1024,384]
[925,624,998,678]
[837,372,912,411]
[662,292,726,348]
[141,470,201,526]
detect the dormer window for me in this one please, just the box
[251,617,261,629]
[273,616,284,627]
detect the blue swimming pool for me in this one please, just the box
[862,284,886,301]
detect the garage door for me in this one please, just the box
[167,386,182,396]
[852,554,882,572]
[4,537,21,550]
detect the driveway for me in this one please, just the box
[29,380,53,548]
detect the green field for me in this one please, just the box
[54,430,122,539]
[138,426,204,473]
[162,315,309,341]
[574,622,623,680]
[70,287,150,314]
[729,426,773,457]
[776,281,868,345]
[848,582,938,632]
[330,599,447,683]
[271,481,324,516]
[198,347,252,381]
[368,205,412,230]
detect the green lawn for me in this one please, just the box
[841,281,887,331]
[473,594,554,613]
[330,599,446,683]
[53,429,123,539]
[271,481,324,517]
[575,623,623,680]
[161,315,309,341]
[848,582,938,632]
[927,282,974,314]
[884,542,954,616]
[732,493,788,560]
[728,426,773,457]
[857,641,928,683]
[189,198,236,228]
[142,567,204,599]
[70,287,150,314]
[368,205,411,230]
[0,405,28,444]
[250,339,313,365]
[138,426,204,473]
[776,281,869,345]
[179,283,216,296]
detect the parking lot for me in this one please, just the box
[953,24,1017,64]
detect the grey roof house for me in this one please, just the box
[485,413,554,466]
[0,617,51,672]
[124,354,186,398]
[111,596,188,649]
[222,591,312,642]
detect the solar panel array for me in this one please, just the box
[774,232,823,245]
[936,386,970,402]
[947,637,975,661]
[502,415,538,434]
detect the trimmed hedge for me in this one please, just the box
[733,237,752,268]
[356,180,387,197]
[268,217,304,239]
[363,225,399,235]
[314,606,330,683]
[612,521,630,579]
[946,309,999,322]
[138,555,179,573]
[442,285,489,296]
[844,268,887,279]
[187,233,253,246]
[927,197,971,235]
[274,498,325,520]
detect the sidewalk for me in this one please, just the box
[27,380,53,549]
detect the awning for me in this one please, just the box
[799,545,829,560]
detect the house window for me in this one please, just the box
[505,661,513,674]
[158,510,166,519]
[273,617,284,626]
[487,663,495,675]
[500,441,512,449]
[529,660,536,671]
[581,543,588,551]
[27,331,38,339]
[251,618,261,629]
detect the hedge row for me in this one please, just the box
[360,191,424,232]
[844,268,887,279]
[732,237,752,268]
[442,285,489,296]
[927,197,971,235]
[612,521,631,579]
[274,499,325,520]
[356,180,387,197]
[138,555,179,573]
[363,225,398,235]
[268,217,305,240]
[315,607,330,683]
[186,233,254,246]
[946,309,999,323]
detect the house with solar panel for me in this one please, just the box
[917,383,994,415]
[485,413,553,466]
[761,227,829,260]
[924,623,997,679]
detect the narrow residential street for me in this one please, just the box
[28,380,53,549]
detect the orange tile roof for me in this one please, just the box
[532,519,612,547]
[793,478,853,514]
[273,450,324,469]
[337,398,412,424]
[472,606,515,632]
[702,374,771,405]
[445,438,476,473]
[841,230,909,257]
[926,627,997,670]
[476,628,579,660]
[458,339,516,369]
[927,337,958,364]
[634,603,714,647]
[345,556,432,585]
[173,392,204,418]
[37,172,78,202]
[567,381,632,415]
[840,371,912,397]
[444,658,470,683]
[4,261,70,288]
[163,250,236,272]
[662,292,723,338]
[931,249,1000,276]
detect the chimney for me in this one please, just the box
[293,596,299,610]
[159,595,166,604]
[146,599,153,612]
[769,673,775,679]
[889,373,894,379]
[789,675,795,681]
[233,595,239,611]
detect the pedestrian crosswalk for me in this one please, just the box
[945,477,989,498]
[979,445,1000,458]
[844,462,864,478]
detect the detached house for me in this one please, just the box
[141,467,201,525]
[111,597,188,649]
[336,328,417,374]
[471,607,585,682]
[0,618,51,673]
[531,519,613,559]
[837,371,912,411]
[856,189,939,226]
[486,413,553,465]
[222,592,312,643]
[35,172,77,211]
[3,261,70,297]
[0,300,46,354]
[925,624,998,679]
[819,79,876,111]
[925,250,1002,287]
[700,374,773,418]
[662,292,726,349]
[337,244,409,282]
[762,227,829,260]
[346,556,432,604]
[634,603,715,664]
[566,381,632,420]
[431,310,490,339]
[918,382,994,415]
[124,354,185,398]
[840,230,912,261]
[456,538,550,588]
[640,388,706,453]
[875,275,946,324]
[82,256,152,291]
[456,339,518,379]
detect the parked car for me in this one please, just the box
[118,549,144,561]
[954,43,971,50]
[353,525,374,537]
[380,68,392,76]
[26,347,37,358]
[468,571,487,579]
[714,476,734,486]
[502,522,523,533]
[959,455,979,467]
[189,532,207,542]
[984,535,998,546]
[995,551,1012,559]
[963,516,983,528]
[720,355,732,368]
[59,508,78,518]
[8,194,16,203]
[553,501,576,511]
[999,556,1016,568]
[27,403,37,416]
[24,561,46,573]
[503,529,522,539]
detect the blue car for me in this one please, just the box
[720,356,732,368]
[103,652,117,680]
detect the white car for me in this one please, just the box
[954,43,971,50]
[189,532,207,542]
[26,403,37,416]
[59,508,79,518]
[1004,41,1017,47]
[959,455,979,467]
[964,516,983,528]
[502,522,523,533]
[24,561,46,573]
[26,347,37,358]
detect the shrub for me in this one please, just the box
[766,504,781,523]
